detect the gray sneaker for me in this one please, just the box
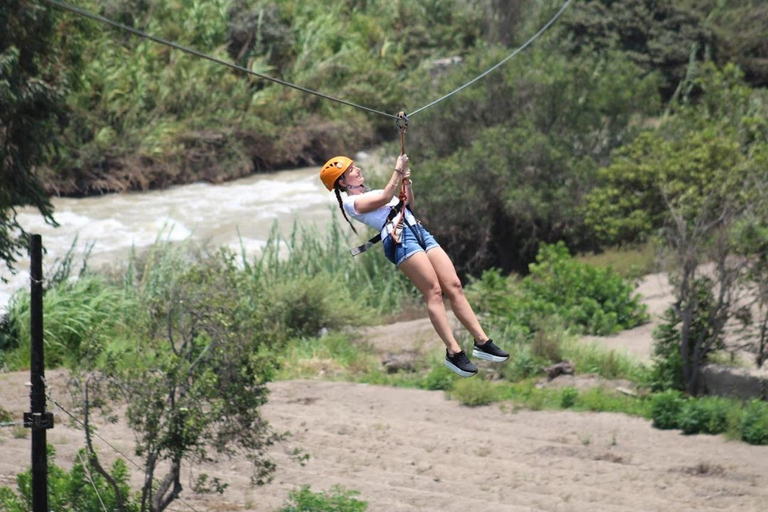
[472,339,509,362]
[444,350,478,377]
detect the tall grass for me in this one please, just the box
[576,241,658,280]
[243,215,419,315]
[0,217,420,370]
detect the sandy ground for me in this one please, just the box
[2,272,768,511]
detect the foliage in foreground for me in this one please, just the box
[0,446,138,511]
[0,0,69,275]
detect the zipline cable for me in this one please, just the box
[42,0,397,120]
[43,0,572,125]
[409,0,573,117]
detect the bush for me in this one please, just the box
[450,378,499,407]
[467,243,648,338]
[278,485,367,512]
[422,363,454,391]
[560,387,579,408]
[678,397,732,436]
[502,346,539,381]
[740,400,768,445]
[522,243,649,335]
[651,390,685,430]
[650,278,725,392]
[0,446,137,511]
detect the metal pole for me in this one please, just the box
[26,234,52,512]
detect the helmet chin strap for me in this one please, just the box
[345,184,365,191]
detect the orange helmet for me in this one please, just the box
[319,156,353,191]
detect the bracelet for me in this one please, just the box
[395,168,405,176]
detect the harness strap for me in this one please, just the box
[349,200,428,257]
[349,234,381,257]
[349,201,403,257]
[351,111,418,257]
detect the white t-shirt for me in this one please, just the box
[342,190,417,236]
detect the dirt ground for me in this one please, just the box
[1,272,768,511]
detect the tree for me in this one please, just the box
[74,248,301,512]
[658,195,745,396]
[584,130,742,246]
[587,63,768,395]
[411,47,659,276]
[559,0,716,99]
[0,0,78,275]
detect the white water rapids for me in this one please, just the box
[1,164,346,311]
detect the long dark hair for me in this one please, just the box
[333,179,358,235]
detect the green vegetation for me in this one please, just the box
[465,242,648,337]
[0,0,72,275]
[0,446,138,511]
[278,485,368,512]
[3,0,768,506]
[650,392,768,444]
[576,242,657,280]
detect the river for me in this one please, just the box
[1,164,347,311]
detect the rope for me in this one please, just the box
[409,0,573,117]
[391,113,409,244]
[42,0,397,120]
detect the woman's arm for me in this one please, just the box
[354,154,409,214]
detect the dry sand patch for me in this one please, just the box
[2,271,767,510]
[1,374,767,511]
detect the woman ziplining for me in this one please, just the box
[41,0,574,375]
[319,135,509,377]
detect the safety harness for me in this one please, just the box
[349,199,427,256]
[350,111,427,257]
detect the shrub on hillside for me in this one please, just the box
[560,387,579,409]
[649,278,725,392]
[265,274,369,338]
[651,390,685,430]
[467,243,648,337]
[740,400,768,445]
[678,397,732,436]
[422,364,455,391]
[278,485,367,512]
[450,378,499,407]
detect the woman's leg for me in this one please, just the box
[398,252,463,354]
[425,247,489,342]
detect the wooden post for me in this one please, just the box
[25,234,53,512]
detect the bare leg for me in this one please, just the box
[426,247,489,343]
[398,252,463,354]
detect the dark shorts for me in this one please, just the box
[382,223,440,267]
